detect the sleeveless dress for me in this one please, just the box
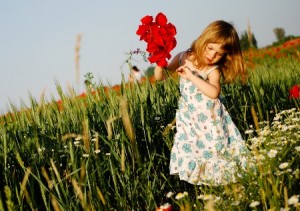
[169,55,249,186]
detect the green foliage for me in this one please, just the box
[144,66,155,77]
[273,27,285,42]
[270,35,300,47]
[239,31,258,50]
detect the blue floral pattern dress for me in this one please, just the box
[169,60,249,186]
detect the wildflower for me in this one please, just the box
[231,201,240,206]
[281,125,289,132]
[197,194,214,201]
[75,136,82,141]
[267,149,278,158]
[255,154,265,161]
[214,196,222,203]
[229,161,236,167]
[38,147,45,152]
[293,168,300,176]
[166,191,174,198]
[288,195,299,205]
[245,129,254,134]
[83,154,89,158]
[94,150,101,154]
[273,114,281,121]
[295,146,300,152]
[156,203,172,211]
[175,192,188,200]
[175,193,184,200]
[249,201,260,207]
[279,162,289,169]
[289,85,300,99]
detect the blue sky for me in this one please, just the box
[1,0,299,114]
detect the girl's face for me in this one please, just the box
[203,43,226,65]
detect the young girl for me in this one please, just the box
[155,20,249,186]
[129,65,142,83]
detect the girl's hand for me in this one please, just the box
[176,66,193,80]
[154,65,166,81]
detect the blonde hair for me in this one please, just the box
[189,20,247,83]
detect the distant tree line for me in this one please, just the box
[239,25,299,50]
[270,27,298,47]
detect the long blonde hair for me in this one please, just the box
[190,20,247,83]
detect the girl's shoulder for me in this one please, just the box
[178,50,195,66]
[168,49,194,70]
[167,50,188,72]
[171,50,189,66]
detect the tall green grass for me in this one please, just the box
[222,57,300,132]
[0,56,299,210]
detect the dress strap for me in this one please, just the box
[179,51,184,66]
[205,66,218,76]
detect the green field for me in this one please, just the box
[0,40,300,210]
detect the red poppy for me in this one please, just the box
[136,12,177,67]
[79,92,86,98]
[289,85,300,99]
[56,99,63,111]
[155,13,167,26]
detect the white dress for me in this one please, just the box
[132,71,142,82]
[169,59,249,186]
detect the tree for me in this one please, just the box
[239,31,257,51]
[144,66,155,77]
[273,27,285,42]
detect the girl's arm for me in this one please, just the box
[154,52,183,81]
[177,66,221,99]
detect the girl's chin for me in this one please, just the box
[204,58,213,64]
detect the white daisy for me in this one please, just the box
[279,162,289,169]
[249,201,260,207]
[267,149,278,158]
[288,195,299,205]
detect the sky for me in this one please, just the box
[1,0,300,114]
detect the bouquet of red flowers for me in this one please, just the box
[136,12,177,67]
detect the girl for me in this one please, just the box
[129,65,142,83]
[155,20,249,186]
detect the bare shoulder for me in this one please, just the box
[166,51,186,72]
[169,51,184,64]
[207,67,221,82]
